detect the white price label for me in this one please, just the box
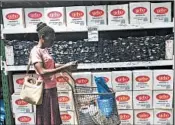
[88,26,98,41]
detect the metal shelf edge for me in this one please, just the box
[2,22,174,34]
[6,60,174,71]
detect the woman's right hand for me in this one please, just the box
[64,61,78,68]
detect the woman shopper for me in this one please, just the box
[30,22,77,125]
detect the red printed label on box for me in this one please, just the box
[154,7,168,14]
[18,116,31,122]
[111,9,125,16]
[28,12,42,19]
[48,11,62,18]
[15,99,28,105]
[136,95,150,101]
[137,112,150,119]
[57,76,69,83]
[58,96,70,103]
[133,7,147,14]
[16,78,24,85]
[61,114,71,121]
[156,94,170,100]
[6,13,20,20]
[157,75,171,81]
[136,76,150,82]
[90,9,104,17]
[116,76,130,83]
[70,11,84,18]
[116,95,130,102]
[120,113,131,120]
[157,112,170,119]
[76,78,89,84]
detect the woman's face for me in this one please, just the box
[43,32,55,48]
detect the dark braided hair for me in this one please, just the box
[36,22,55,38]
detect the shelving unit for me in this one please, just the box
[1,1,175,125]
[2,22,174,34]
[6,60,174,71]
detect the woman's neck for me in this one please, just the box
[37,40,45,49]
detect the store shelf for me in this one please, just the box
[2,22,174,34]
[6,60,173,71]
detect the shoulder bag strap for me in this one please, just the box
[26,48,45,75]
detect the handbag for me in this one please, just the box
[20,52,44,105]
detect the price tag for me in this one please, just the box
[88,26,98,41]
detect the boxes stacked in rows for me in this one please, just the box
[12,73,77,125]
[5,34,174,65]
[2,2,172,29]
[114,70,173,125]
[12,74,36,125]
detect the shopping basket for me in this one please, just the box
[60,71,121,125]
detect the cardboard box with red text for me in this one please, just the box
[129,2,150,24]
[133,70,153,90]
[133,91,152,109]
[72,72,91,87]
[118,110,133,125]
[116,91,133,109]
[153,70,173,90]
[108,4,129,25]
[66,6,86,27]
[12,93,33,113]
[154,109,173,125]
[112,71,132,91]
[87,5,107,26]
[44,7,65,27]
[58,91,74,111]
[151,2,171,23]
[134,110,153,125]
[153,91,173,109]
[15,113,35,125]
[60,111,75,125]
[2,8,25,29]
[25,8,44,28]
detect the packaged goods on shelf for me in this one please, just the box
[165,40,173,60]
[12,93,33,113]
[56,72,74,91]
[13,74,33,93]
[154,109,173,125]
[92,72,112,88]
[133,91,152,109]
[133,70,153,90]
[118,110,133,125]
[72,72,92,87]
[60,111,75,125]
[15,113,35,125]
[153,91,173,109]
[44,7,65,27]
[151,2,172,23]
[24,8,44,28]
[6,34,173,65]
[112,71,132,91]
[66,6,86,27]
[115,91,133,109]
[57,91,74,111]
[153,70,173,90]
[108,4,129,25]
[87,5,107,26]
[134,110,153,125]
[129,2,150,24]
[2,8,25,29]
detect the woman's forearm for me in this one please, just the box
[40,65,68,77]
[55,64,64,68]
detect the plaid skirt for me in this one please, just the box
[36,87,62,125]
